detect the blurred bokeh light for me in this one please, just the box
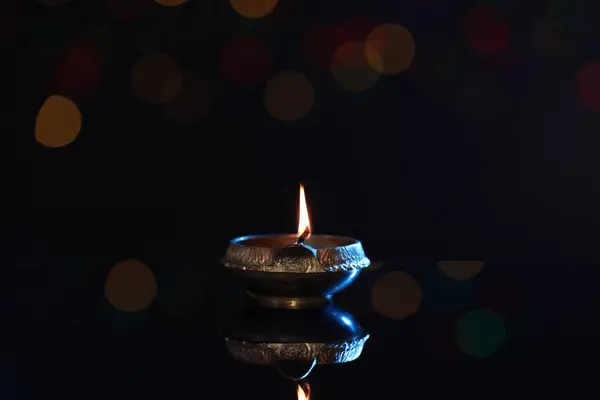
[155,0,189,7]
[438,260,484,281]
[366,23,416,75]
[131,52,183,104]
[264,70,315,122]
[53,40,102,98]
[371,271,422,320]
[35,95,82,148]
[331,42,381,92]
[455,308,506,358]
[463,3,510,54]
[105,259,157,312]
[162,72,212,124]
[576,62,600,112]
[220,36,270,85]
[229,0,279,19]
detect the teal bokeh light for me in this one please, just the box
[455,308,506,358]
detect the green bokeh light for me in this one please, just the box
[455,308,506,358]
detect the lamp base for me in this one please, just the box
[246,291,332,310]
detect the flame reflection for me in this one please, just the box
[297,382,310,400]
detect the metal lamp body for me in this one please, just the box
[222,234,370,309]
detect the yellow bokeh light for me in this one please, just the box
[331,42,381,93]
[366,23,416,75]
[264,70,315,122]
[35,95,82,148]
[155,0,188,6]
[131,53,183,105]
[371,271,422,320]
[229,0,279,19]
[438,260,484,281]
[105,259,157,312]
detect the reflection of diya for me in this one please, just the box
[221,184,370,310]
[223,304,370,381]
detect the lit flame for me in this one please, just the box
[298,184,311,240]
[297,383,310,400]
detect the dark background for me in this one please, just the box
[10,0,600,258]
[8,0,599,397]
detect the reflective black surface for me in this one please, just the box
[14,256,569,400]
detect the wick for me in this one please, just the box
[296,227,310,244]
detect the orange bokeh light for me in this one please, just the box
[366,23,416,75]
[331,42,381,92]
[264,70,314,122]
[229,0,279,19]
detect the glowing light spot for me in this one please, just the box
[131,53,182,105]
[104,0,153,21]
[35,95,82,148]
[331,42,381,93]
[36,0,72,6]
[155,0,188,6]
[371,271,422,320]
[229,0,279,19]
[105,259,157,313]
[455,308,506,358]
[264,71,315,122]
[220,36,270,85]
[53,40,102,98]
[576,62,600,112]
[438,260,484,281]
[366,23,416,75]
[162,73,212,124]
[463,4,510,54]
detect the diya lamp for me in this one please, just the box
[223,304,370,382]
[221,184,370,309]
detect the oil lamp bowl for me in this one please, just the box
[221,234,370,309]
[223,304,370,380]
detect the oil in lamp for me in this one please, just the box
[221,184,370,309]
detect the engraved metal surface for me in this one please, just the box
[224,335,370,366]
[222,234,370,273]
